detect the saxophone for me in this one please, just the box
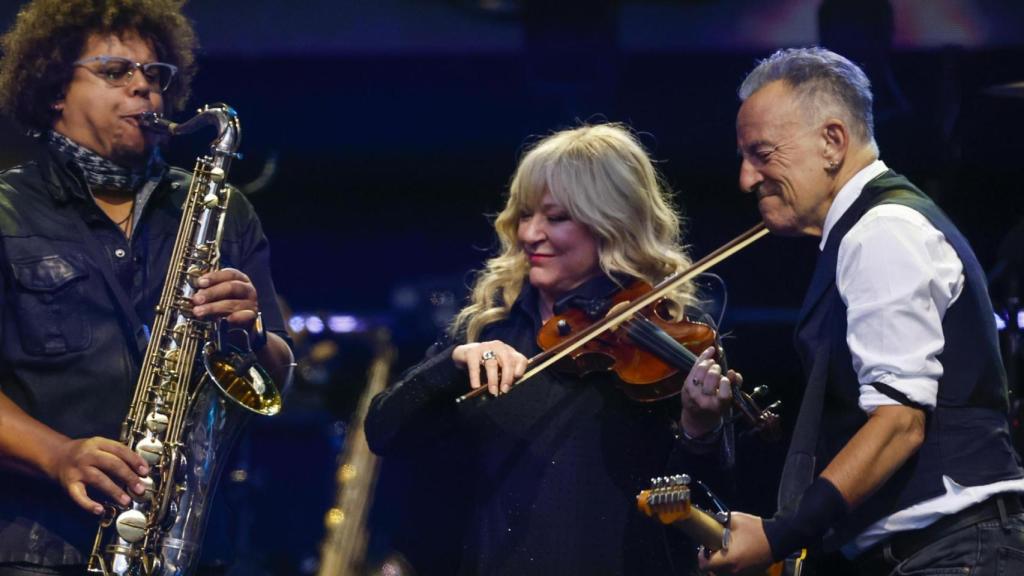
[87,104,282,576]
[317,329,394,576]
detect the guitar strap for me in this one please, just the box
[776,340,830,515]
[779,191,851,518]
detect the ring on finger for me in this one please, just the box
[481,350,497,362]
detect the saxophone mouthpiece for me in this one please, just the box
[137,112,175,135]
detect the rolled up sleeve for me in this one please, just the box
[836,205,964,414]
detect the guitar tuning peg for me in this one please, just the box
[766,400,782,414]
[752,385,769,398]
[671,474,690,486]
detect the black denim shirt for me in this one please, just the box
[0,145,288,566]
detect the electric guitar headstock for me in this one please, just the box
[636,474,730,551]
[635,475,804,576]
[636,474,696,525]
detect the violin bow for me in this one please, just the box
[456,222,769,403]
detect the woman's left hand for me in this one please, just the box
[679,346,738,437]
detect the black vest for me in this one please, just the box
[789,170,1022,549]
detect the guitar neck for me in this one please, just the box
[673,505,728,550]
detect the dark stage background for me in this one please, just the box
[2,1,1024,574]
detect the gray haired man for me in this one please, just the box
[703,47,1024,575]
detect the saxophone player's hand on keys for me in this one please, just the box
[0,393,149,515]
[50,437,151,515]
[190,268,259,329]
[191,268,294,386]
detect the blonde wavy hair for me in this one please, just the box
[451,123,696,342]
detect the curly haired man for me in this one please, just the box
[0,2,292,573]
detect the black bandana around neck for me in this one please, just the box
[46,130,165,193]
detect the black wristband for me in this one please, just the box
[762,477,849,561]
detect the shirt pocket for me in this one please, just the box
[10,253,92,355]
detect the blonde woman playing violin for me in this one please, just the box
[366,123,742,576]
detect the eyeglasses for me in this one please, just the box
[72,55,178,93]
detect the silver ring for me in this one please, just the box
[481,350,497,362]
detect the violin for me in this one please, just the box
[456,223,779,437]
[537,279,781,438]
[536,278,717,402]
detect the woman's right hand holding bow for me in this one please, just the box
[452,341,529,397]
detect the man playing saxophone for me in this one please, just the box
[0,1,293,574]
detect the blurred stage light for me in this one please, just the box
[994,311,1024,332]
[288,313,372,334]
[305,316,325,334]
[328,315,360,333]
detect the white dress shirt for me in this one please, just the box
[815,160,1024,556]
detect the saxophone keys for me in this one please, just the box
[206,166,225,184]
[194,244,211,257]
[339,463,357,483]
[185,265,206,288]
[115,509,148,543]
[175,298,194,315]
[131,475,156,504]
[135,436,164,465]
[324,507,345,528]
[145,412,169,434]
[157,375,177,393]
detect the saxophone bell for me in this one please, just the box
[203,342,281,416]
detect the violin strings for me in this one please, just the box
[624,315,699,371]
